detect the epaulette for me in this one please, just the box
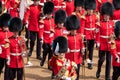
[39,16,45,24]
[95,22,100,26]
[95,12,100,21]
[80,15,86,20]
[76,12,86,20]
[39,19,44,24]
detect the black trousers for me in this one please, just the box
[97,50,111,79]
[25,27,30,49]
[85,40,95,61]
[0,58,9,80]
[9,68,23,80]
[41,43,52,66]
[29,31,42,57]
[112,66,120,80]
[76,64,80,80]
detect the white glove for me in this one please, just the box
[62,76,71,80]
[7,56,10,65]
[65,77,71,80]
[0,46,2,54]
[115,55,120,63]
[96,42,100,48]
[49,33,54,38]
[81,48,85,55]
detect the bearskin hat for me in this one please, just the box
[9,17,22,32]
[85,0,96,10]
[65,15,80,30]
[114,21,120,38]
[0,13,11,28]
[52,36,68,55]
[43,1,54,15]
[54,9,66,24]
[100,2,114,16]
[74,0,85,7]
[0,1,2,14]
[113,0,120,10]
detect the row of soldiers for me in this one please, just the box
[0,0,120,80]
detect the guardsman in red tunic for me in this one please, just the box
[23,0,42,60]
[96,0,113,12]
[51,0,66,13]
[65,15,84,80]
[40,1,55,70]
[96,0,113,21]
[72,0,86,35]
[112,0,120,20]
[7,17,25,80]
[95,2,114,80]
[7,1,19,18]
[65,0,74,16]
[109,21,120,80]
[0,13,13,80]
[54,9,68,38]
[84,0,97,69]
[50,36,77,80]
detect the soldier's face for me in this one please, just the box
[87,9,94,15]
[76,6,82,12]
[58,53,65,59]
[46,14,52,19]
[103,14,110,21]
[57,23,64,28]
[70,30,76,35]
[34,1,40,5]
[13,31,19,38]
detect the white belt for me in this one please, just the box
[100,35,109,38]
[44,31,51,34]
[117,52,120,54]
[54,6,62,8]
[10,53,22,56]
[70,49,80,52]
[84,28,95,31]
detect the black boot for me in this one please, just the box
[88,63,93,69]
[29,41,34,57]
[96,70,100,78]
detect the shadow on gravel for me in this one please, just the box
[25,73,50,80]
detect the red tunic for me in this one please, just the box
[43,17,55,44]
[112,9,120,20]
[110,39,120,66]
[23,4,41,32]
[8,36,25,68]
[65,1,74,16]
[0,30,13,58]
[73,9,86,34]
[54,26,68,39]
[96,20,114,51]
[84,14,98,40]
[51,0,66,12]
[65,34,84,64]
[8,7,19,17]
[96,0,113,12]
